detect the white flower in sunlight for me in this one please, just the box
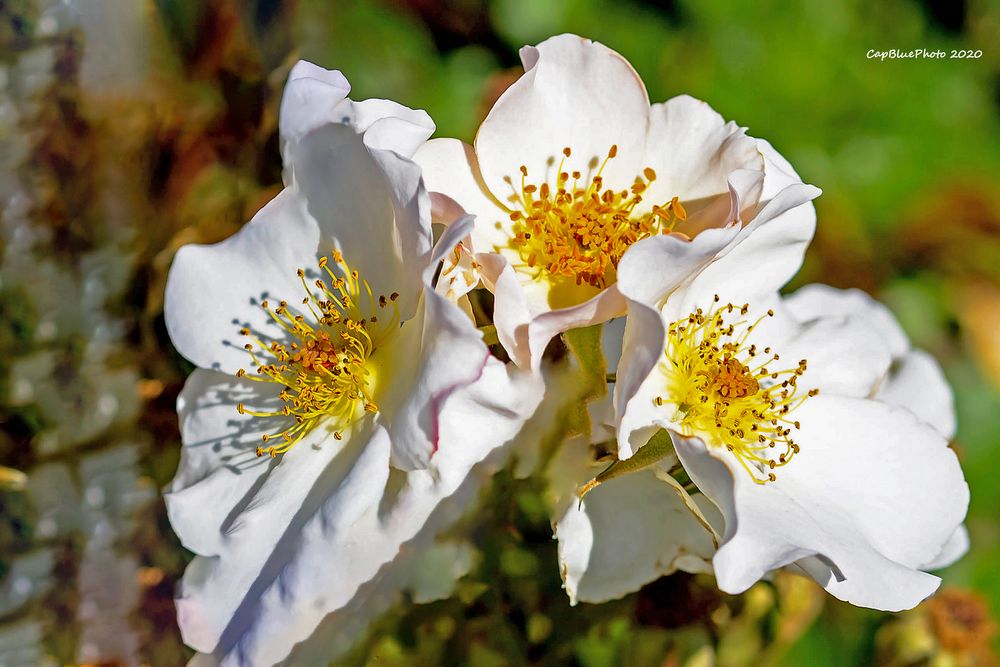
[163,62,541,666]
[784,284,969,571]
[414,33,819,369]
[554,234,969,611]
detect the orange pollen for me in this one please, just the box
[506,145,686,289]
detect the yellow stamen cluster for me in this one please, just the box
[507,145,686,292]
[655,296,818,484]
[236,251,400,457]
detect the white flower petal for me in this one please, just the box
[475,34,650,203]
[170,398,384,653]
[671,182,820,317]
[875,350,969,570]
[674,395,968,611]
[616,228,741,307]
[165,369,288,557]
[773,303,893,398]
[412,138,507,235]
[725,168,767,224]
[164,188,320,373]
[757,138,805,201]
[641,95,763,210]
[474,252,534,367]
[793,554,940,612]
[878,349,957,442]
[784,284,909,358]
[191,359,541,666]
[279,62,432,160]
[784,285,955,438]
[380,217,494,470]
[555,466,717,604]
[613,301,667,458]
[287,123,433,318]
[278,61,351,148]
[663,168,767,248]
[329,97,434,158]
[922,524,969,570]
[525,286,627,372]
[176,424,392,661]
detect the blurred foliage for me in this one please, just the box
[1,0,999,665]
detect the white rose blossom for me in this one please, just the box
[163,62,542,666]
[554,231,969,610]
[414,33,820,369]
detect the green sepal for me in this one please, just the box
[563,323,607,400]
[577,429,675,504]
[560,324,608,440]
[477,324,499,347]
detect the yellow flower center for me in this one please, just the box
[505,145,687,308]
[235,251,400,457]
[655,297,818,484]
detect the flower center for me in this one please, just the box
[235,251,400,457]
[506,146,686,305]
[654,297,818,484]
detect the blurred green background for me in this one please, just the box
[1,0,999,665]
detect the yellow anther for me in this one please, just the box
[671,196,687,221]
[656,301,817,484]
[233,251,399,457]
[505,145,689,299]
